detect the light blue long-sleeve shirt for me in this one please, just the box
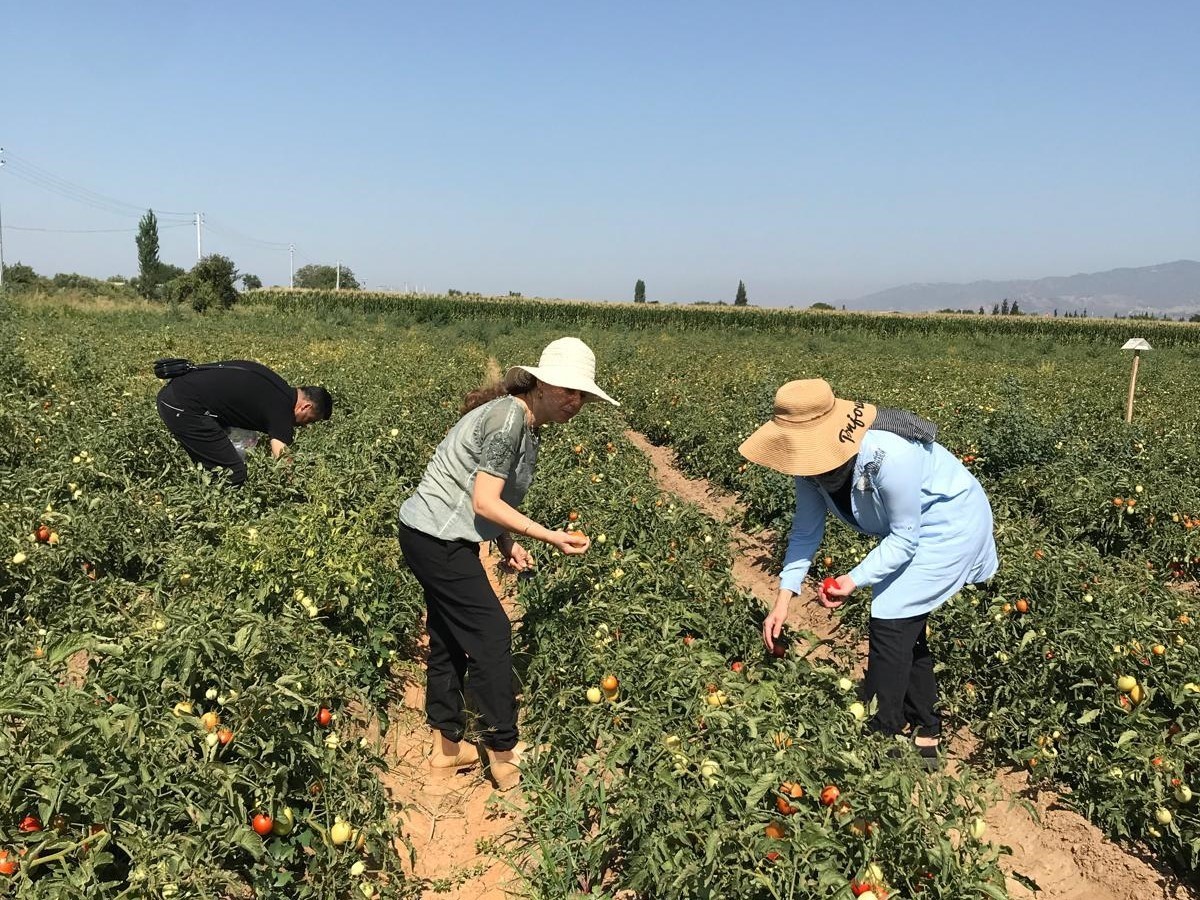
[780,429,998,619]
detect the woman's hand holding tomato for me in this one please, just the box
[818,575,856,609]
[549,529,590,555]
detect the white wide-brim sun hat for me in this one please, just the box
[507,337,619,406]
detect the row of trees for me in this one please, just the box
[633,279,750,306]
[134,210,360,310]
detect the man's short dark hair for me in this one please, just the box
[300,386,333,421]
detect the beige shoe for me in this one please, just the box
[428,731,480,774]
[486,740,546,792]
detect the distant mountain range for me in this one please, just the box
[849,260,1200,317]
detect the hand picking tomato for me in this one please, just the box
[821,576,839,596]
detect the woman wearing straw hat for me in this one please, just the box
[739,379,997,765]
[399,337,618,790]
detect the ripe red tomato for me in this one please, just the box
[0,849,16,876]
[765,850,781,862]
[851,881,873,898]
[821,577,839,595]
[775,796,799,815]
[568,511,579,522]
[316,706,333,727]
[601,675,619,693]
[819,785,840,806]
[18,815,42,833]
[730,660,744,673]
[217,727,234,746]
[1015,598,1030,614]
[35,525,51,543]
[251,813,273,836]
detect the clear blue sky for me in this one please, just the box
[2,1,1197,304]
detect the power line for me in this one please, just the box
[5,222,193,234]
[204,217,292,250]
[0,150,193,219]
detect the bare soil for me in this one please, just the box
[378,548,525,900]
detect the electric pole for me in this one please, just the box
[0,147,6,290]
[335,260,341,291]
[195,212,204,261]
[289,244,295,288]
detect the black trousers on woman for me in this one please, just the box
[398,522,518,751]
[863,612,940,738]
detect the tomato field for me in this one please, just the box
[2,289,1199,898]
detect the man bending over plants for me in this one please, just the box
[155,358,332,486]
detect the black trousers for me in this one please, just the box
[398,522,518,751]
[863,613,940,738]
[156,385,247,486]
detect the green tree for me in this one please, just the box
[1000,298,1010,315]
[157,262,187,283]
[135,210,161,299]
[1,262,42,291]
[168,254,239,313]
[810,301,835,310]
[241,273,263,291]
[734,280,748,306]
[1010,300,1020,315]
[634,279,646,303]
[294,264,361,290]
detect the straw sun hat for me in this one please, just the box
[738,379,876,477]
[507,337,619,406]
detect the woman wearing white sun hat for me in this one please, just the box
[739,379,997,766]
[399,337,618,790]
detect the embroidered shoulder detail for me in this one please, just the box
[478,398,525,475]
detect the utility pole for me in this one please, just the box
[289,244,295,288]
[194,212,205,261]
[335,260,341,291]
[0,147,6,290]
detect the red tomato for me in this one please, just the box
[1015,598,1030,614]
[35,525,51,543]
[821,577,839,595]
[730,660,744,673]
[18,815,42,833]
[819,785,840,806]
[251,813,273,836]
[316,706,333,727]
[217,727,234,746]
[0,850,16,876]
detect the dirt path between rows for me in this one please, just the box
[625,429,1194,900]
[378,549,524,900]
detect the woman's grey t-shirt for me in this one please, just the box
[399,395,538,542]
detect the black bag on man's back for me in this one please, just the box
[154,358,196,379]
